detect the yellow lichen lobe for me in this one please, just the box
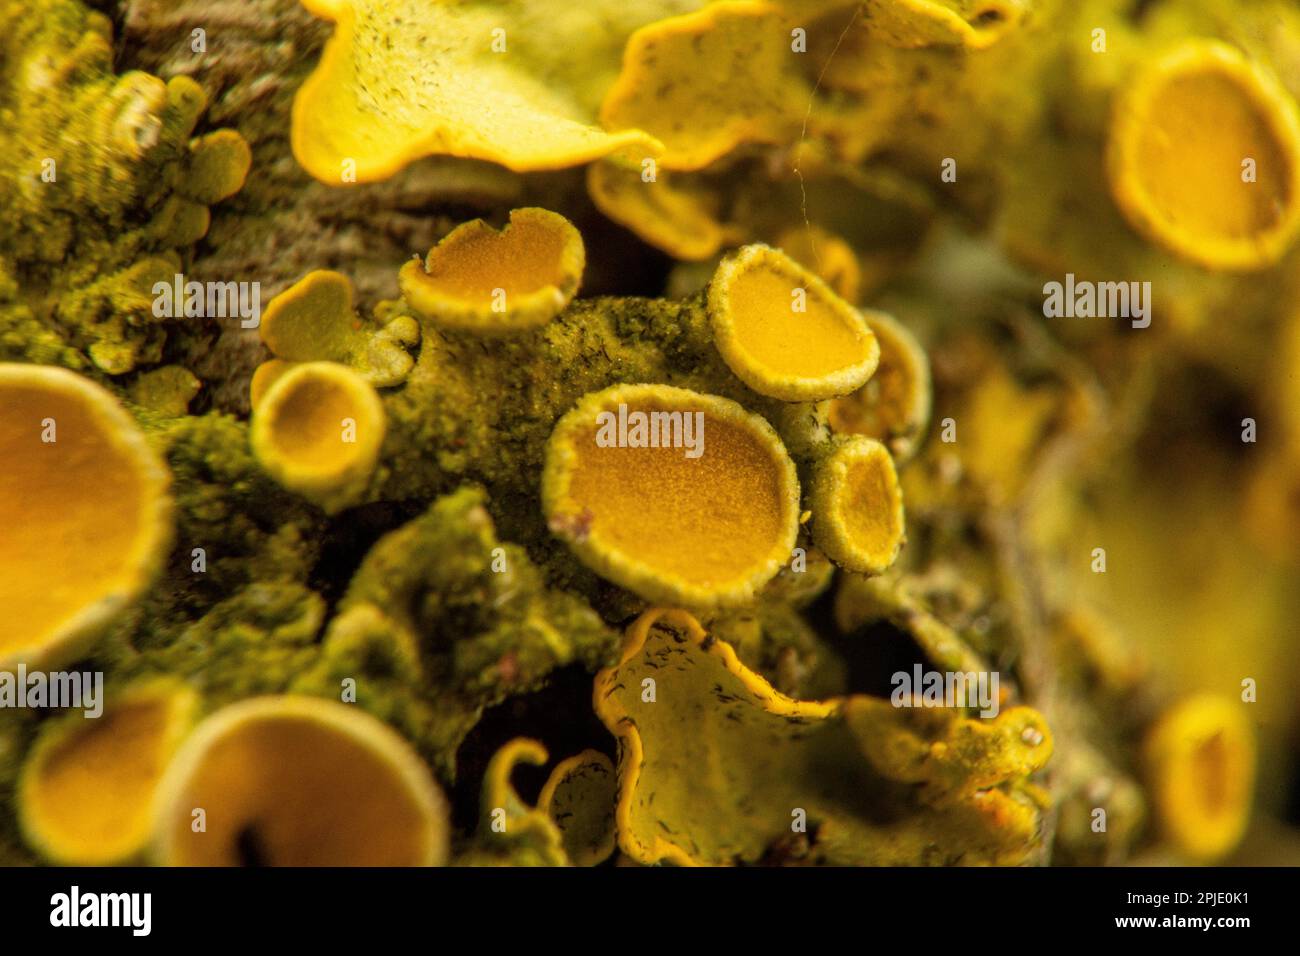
[1107,41,1300,270]
[154,696,449,866]
[595,608,1050,866]
[542,384,800,607]
[260,270,356,362]
[844,699,1052,796]
[867,0,1024,51]
[251,361,386,513]
[18,680,198,865]
[810,437,905,574]
[587,161,742,262]
[827,311,931,462]
[0,364,172,668]
[538,750,618,867]
[708,244,879,401]
[594,608,837,866]
[399,208,584,331]
[248,358,292,409]
[182,129,253,205]
[291,0,661,182]
[466,738,568,866]
[600,2,804,171]
[775,225,863,304]
[258,270,418,388]
[129,365,202,418]
[1145,695,1255,861]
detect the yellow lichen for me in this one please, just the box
[398,208,584,332]
[588,144,934,270]
[248,358,292,409]
[259,270,356,361]
[257,270,419,390]
[809,437,905,574]
[148,196,210,247]
[128,365,202,418]
[842,697,1051,797]
[291,0,669,182]
[865,0,1025,51]
[180,129,253,206]
[943,358,1065,507]
[827,310,931,461]
[542,384,800,608]
[1144,694,1255,862]
[538,750,618,867]
[775,225,863,304]
[0,364,172,668]
[595,608,1051,866]
[153,695,449,866]
[18,679,198,865]
[1107,40,1300,270]
[587,161,743,262]
[250,361,386,513]
[596,608,834,866]
[463,738,568,866]
[600,2,809,172]
[708,244,879,401]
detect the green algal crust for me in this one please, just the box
[0,0,250,375]
[293,488,620,779]
[125,412,320,639]
[134,582,326,705]
[0,262,86,369]
[289,604,457,756]
[32,409,329,735]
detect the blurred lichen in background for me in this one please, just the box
[0,0,1296,866]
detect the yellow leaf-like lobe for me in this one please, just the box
[292,0,682,181]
